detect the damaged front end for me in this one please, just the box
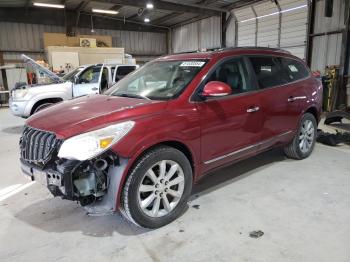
[20,126,125,210]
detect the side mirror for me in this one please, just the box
[201,81,232,98]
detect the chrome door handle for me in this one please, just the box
[288,96,307,102]
[247,106,260,113]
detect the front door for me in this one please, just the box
[196,57,263,170]
[73,65,102,97]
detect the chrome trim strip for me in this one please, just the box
[204,130,293,165]
[288,96,307,102]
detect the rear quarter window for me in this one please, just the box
[281,58,310,82]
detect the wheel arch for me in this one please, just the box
[30,97,64,115]
[127,140,195,179]
[305,106,320,123]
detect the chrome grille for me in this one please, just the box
[20,126,62,166]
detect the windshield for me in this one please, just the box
[62,67,84,82]
[105,60,207,100]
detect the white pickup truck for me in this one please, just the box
[10,55,138,118]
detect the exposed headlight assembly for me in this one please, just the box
[58,121,135,161]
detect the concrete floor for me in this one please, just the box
[0,108,349,262]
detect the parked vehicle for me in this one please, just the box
[20,47,322,228]
[10,55,138,117]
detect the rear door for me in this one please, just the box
[73,65,102,97]
[196,57,263,170]
[247,55,308,143]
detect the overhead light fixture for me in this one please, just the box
[33,2,65,8]
[146,3,154,9]
[239,4,307,23]
[144,18,150,23]
[92,9,119,15]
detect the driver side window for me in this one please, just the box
[206,58,251,95]
[78,66,101,84]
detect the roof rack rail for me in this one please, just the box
[171,46,291,55]
[213,46,291,54]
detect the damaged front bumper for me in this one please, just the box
[21,152,128,212]
[19,125,129,214]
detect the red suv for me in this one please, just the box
[20,47,322,228]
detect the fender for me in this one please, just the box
[110,109,201,209]
[24,91,70,116]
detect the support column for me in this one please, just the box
[275,0,282,48]
[306,0,316,66]
[337,0,350,107]
[251,6,258,46]
[221,12,227,48]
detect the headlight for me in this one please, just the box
[58,121,135,161]
[12,89,28,100]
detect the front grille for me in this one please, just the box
[20,126,62,167]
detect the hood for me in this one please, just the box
[26,95,166,139]
[22,54,63,84]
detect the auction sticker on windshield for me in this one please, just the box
[180,61,205,67]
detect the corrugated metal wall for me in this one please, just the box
[172,16,221,53]
[310,0,346,72]
[0,22,167,58]
[225,0,308,59]
[235,6,256,46]
[279,0,308,58]
[255,1,279,47]
[0,22,167,89]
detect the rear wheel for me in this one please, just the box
[121,146,192,228]
[284,113,317,159]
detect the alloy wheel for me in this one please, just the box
[298,119,315,154]
[137,160,185,218]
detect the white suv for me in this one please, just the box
[10,55,138,118]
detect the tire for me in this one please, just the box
[121,146,193,229]
[33,102,54,114]
[284,113,317,160]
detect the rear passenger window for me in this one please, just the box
[248,56,289,89]
[115,66,137,81]
[281,58,309,82]
[205,58,254,95]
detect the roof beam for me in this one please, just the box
[93,0,222,16]
[223,0,264,10]
[170,15,211,28]
[0,7,168,33]
[151,0,221,27]
[196,0,218,4]
[75,0,91,11]
[151,12,181,25]
[127,8,150,20]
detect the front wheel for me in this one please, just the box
[33,102,54,114]
[284,113,317,159]
[121,146,193,228]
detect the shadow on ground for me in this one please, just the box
[2,125,24,134]
[13,148,286,237]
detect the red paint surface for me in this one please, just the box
[26,48,323,208]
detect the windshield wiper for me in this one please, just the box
[115,93,150,100]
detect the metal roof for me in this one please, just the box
[0,0,264,28]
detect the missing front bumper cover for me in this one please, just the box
[21,151,120,206]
